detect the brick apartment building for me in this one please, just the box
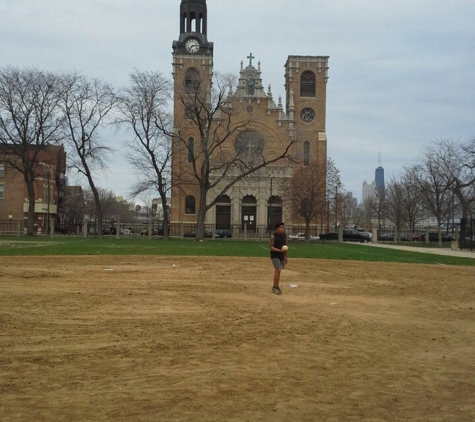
[0,144,66,234]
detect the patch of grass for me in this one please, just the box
[0,236,474,266]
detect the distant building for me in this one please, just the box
[362,180,375,203]
[0,144,66,233]
[345,192,357,210]
[375,166,385,192]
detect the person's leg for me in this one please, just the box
[271,258,283,294]
[273,268,281,287]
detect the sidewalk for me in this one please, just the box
[364,242,475,259]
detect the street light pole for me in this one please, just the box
[268,177,273,236]
[334,181,338,232]
[45,165,53,236]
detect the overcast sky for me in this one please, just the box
[2,0,475,203]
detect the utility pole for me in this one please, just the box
[268,177,273,236]
[46,165,52,236]
[334,179,339,232]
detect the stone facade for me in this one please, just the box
[170,0,329,231]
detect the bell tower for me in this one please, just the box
[171,0,214,223]
[172,0,213,55]
[285,56,329,166]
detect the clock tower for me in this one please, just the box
[172,0,213,56]
[171,0,214,223]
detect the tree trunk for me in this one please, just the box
[160,190,170,240]
[26,177,36,235]
[195,184,209,241]
[89,183,103,238]
[305,220,311,242]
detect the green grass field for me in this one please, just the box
[0,236,474,266]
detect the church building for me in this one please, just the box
[170,0,329,233]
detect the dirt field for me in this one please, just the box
[1,255,475,422]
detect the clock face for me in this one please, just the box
[185,38,200,53]
[300,107,315,123]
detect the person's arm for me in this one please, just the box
[270,235,287,253]
[269,235,280,252]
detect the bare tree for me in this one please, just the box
[174,72,297,240]
[398,172,426,232]
[364,187,388,230]
[436,139,475,223]
[385,176,406,232]
[352,204,372,231]
[117,70,173,238]
[0,67,64,234]
[62,186,85,225]
[406,145,453,245]
[326,159,344,231]
[83,187,132,232]
[59,73,117,237]
[282,160,327,240]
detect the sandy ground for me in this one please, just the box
[1,255,475,422]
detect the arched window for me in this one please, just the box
[185,196,196,214]
[216,195,231,204]
[187,137,194,163]
[190,12,197,31]
[300,71,316,97]
[303,140,310,166]
[185,67,201,93]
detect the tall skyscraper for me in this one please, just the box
[375,166,385,192]
[362,180,375,202]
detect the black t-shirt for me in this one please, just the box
[270,232,287,259]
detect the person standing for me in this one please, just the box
[269,222,288,295]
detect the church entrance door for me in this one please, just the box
[242,195,257,233]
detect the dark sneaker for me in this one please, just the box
[272,286,282,295]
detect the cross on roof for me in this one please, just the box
[247,53,255,66]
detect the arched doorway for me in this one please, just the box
[242,195,257,232]
[215,195,231,229]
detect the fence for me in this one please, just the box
[2,218,472,250]
[376,219,474,251]
[0,219,24,235]
[0,219,325,240]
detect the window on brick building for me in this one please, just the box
[185,196,196,214]
[0,163,4,178]
[0,184,4,199]
[300,71,316,97]
[303,141,310,166]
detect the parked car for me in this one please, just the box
[358,231,373,240]
[140,228,162,236]
[378,233,410,242]
[411,232,423,241]
[184,229,213,238]
[345,229,371,243]
[215,229,232,238]
[288,233,319,241]
[417,232,454,242]
[320,229,371,243]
